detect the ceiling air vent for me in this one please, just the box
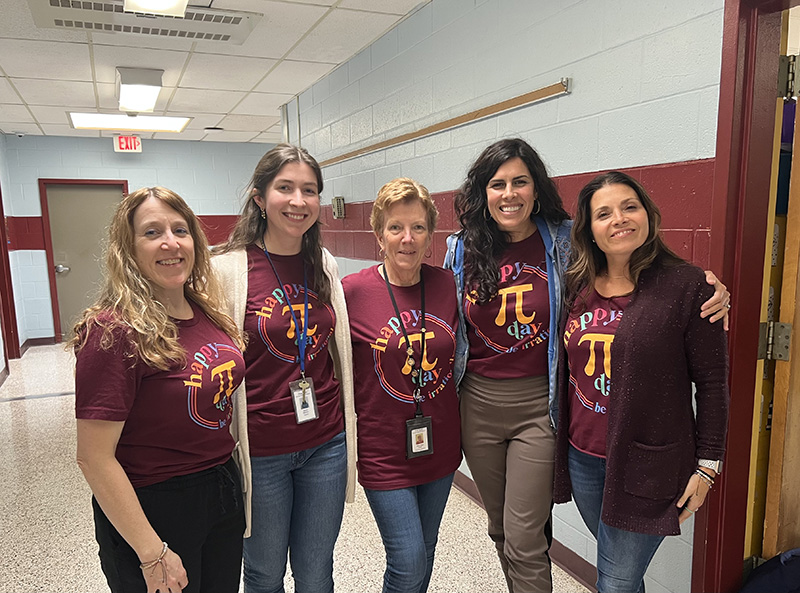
[29,0,262,44]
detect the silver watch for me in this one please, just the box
[698,459,722,474]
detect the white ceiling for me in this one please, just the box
[0,0,427,142]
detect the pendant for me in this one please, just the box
[406,347,414,356]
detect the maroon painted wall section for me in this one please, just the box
[5,214,239,250]
[321,158,716,268]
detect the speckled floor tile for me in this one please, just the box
[0,346,590,593]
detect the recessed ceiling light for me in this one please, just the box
[116,68,163,113]
[70,113,191,133]
[123,0,189,17]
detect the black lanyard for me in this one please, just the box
[381,265,426,416]
[262,245,310,379]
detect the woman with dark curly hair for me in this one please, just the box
[554,171,728,593]
[444,139,729,593]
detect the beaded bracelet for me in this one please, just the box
[695,469,715,488]
[140,542,169,582]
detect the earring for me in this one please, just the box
[532,200,541,215]
[425,249,432,259]
[260,209,266,219]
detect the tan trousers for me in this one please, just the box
[460,373,554,593]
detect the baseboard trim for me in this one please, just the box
[452,469,597,593]
[20,337,57,357]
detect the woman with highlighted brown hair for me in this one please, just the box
[74,186,246,593]
[212,144,356,593]
[554,171,729,593]
[342,178,462,593]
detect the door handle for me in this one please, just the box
[55,264,70,274]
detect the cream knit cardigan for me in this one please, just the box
[211,248,357,538]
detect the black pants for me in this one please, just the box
[92,456,245,593]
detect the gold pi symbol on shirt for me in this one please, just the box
[494,284,535,326]
[399,332,438,375]
[210,359,237,406]
[283,304,318,339]
[578,333,614,378]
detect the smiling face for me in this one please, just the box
[590,183,649,264]
[486,157,537,242]
[377,199,431,285]
[132,196,195,304]
[254,161,321,255]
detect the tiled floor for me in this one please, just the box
[0,345,589,593]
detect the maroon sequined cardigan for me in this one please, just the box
[553,261,729,536]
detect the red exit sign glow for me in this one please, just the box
[114,135,142,153]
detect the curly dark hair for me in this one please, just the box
[213,143,330,303]
[455,138,569,303]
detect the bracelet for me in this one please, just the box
[695,469,714,488]
[696,467,716,483]
[140,542,169,582]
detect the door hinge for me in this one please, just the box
[758,321,792,360]
[779,55,796,98]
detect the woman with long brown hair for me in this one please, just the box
[212,144,356,593]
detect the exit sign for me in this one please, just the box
[114,135,142,153]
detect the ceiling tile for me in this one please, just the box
[0,39,92,81]
[40,124,101,137]
[232,92,292,116]
[202,130,259,142]
[29,105,73,125]
[0,123,42,135]
[254,60,335,95]
[168,88,246,113]
[91,31,196,52]
[0,1,88,42]
[218,114,281,131]
[252,131,283,143]
[154,130,208,141]
[0,104,34,123]
[287,8,400,63]
[166,113,225,130]
[180,53,277,91]
[339,0,427,14]
[193,1,329,59]
[13,79,96,108]
[0,78,22,104]
[91,45,190,87]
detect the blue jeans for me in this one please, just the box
[364,473,455,593]
[244,431,347,593]
[568,445,665,593]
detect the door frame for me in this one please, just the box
[703,0,800,591]
[0,180,18,363]
[39,179,128,342]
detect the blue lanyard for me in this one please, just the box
[262,247,309,377]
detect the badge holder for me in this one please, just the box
[406,389,433,458]
[290,375,319,424]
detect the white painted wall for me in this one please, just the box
[291,1,724,591]
[1,135,271,345]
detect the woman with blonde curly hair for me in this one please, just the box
[74,186,246,593]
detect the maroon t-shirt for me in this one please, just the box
[465,231,550,378]
[342,264,462,490]
[243,244,343,456]
[563,289,630,458]
[75,303,245,488]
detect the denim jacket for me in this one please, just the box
[443,216,572,428]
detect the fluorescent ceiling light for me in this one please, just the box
[123,0,189,17]
[70,113,190,133]
[116,67,163,113]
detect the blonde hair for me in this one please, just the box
[370,177,439,235]
[71,186,244,370]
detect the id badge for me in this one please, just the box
[289,377,319,424]
[406,415,433,458]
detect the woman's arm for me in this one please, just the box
[77,419,188,593]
